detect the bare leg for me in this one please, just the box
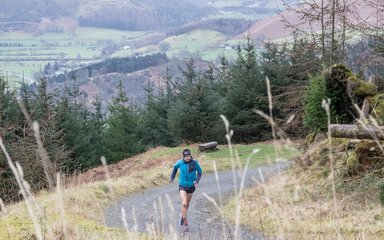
[180,190,189,220]
[186,193,193,209]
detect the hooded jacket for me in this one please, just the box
[170,159,202,187]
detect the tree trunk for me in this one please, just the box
[330,124,384,139]
[199,142,218,151]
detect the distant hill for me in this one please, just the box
[47,55,205,108]
[239,0,381,42]
[0,0,295,103]
[0,0,79,22]
[0,0,287,32]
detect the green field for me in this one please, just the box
[0,27,148,85]
[135,29,240,61]
[0,24,252,85]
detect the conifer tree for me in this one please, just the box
[55,77,103,171]
[303,75,328,132]
[31,76,70,188]
[167,57,224,143]
[103,80,144,163]
[260,37,322,136]
[225,38,270,142]
[0,76,23,203]
[140,80,174,147]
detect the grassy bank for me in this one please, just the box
[223,140,384,239]
[0,142,297,239]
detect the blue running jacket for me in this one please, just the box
[170,159,202,187]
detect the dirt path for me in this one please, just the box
[104,161,289,239]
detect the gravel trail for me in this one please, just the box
[104,161,289,239]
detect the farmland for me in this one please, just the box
[0,27,147,85]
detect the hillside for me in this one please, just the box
[240,0,381,41]
[1,139,383,239]
[0,0,284,32]
[0,0,289,91]
[46,56,206,107]
[0,143,299,239]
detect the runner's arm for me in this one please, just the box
[194,162,203,184]
[169,161,180,182]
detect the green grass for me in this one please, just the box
[163,29,226,51]
[133,29,231,61]
[73,27,146,40]
[205,143,297,166]
[0,27,149,80]
[0,24,251,82]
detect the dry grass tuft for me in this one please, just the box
[224,162,384,239]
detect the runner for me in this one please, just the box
[169,149,203,231]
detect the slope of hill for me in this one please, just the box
[0,143,298,239]
[1,139,383,239]
[0,0,288,88]
[47,56,198,107]
[240,0,382,42]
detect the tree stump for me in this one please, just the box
[199,141,218,151]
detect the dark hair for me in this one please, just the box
[183,149,191,158]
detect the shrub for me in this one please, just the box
[303,74,328,132]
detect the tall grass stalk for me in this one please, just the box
[132,206,139,232]
[121,207,129,232]
[100,155,117,200]
[19,100,56,189]
[165,194,177,239]
[215,115,266,239]
[213,160,227,238]
[234,148,260,238]
[322,99,341,239]
[0,198,5,214]
[0,137,44,240]
[219,115,241,239]
[158,196,165,234]
[56,172,68,239]
[252,77,291,238]
[202,193,234,236]
[152,198,160,235]
[220,115,238,196]
[266,77,278,159]
[32,121,55,189]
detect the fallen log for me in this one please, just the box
[199,141,218,151]
[330,124,384,140]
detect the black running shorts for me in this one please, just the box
[179,185,196,193]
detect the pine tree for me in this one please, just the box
[225,38,270,142]
[31,75,70,188]
[140,80,174,147]
[55,77,107,172]
[103,80,144,163]
[303,75,328,132]
[0,76,23,203]
[260,37,322,136]
[167,57,224,143]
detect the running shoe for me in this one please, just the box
[178,215,184,225]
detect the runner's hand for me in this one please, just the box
[194,181,198,188]
[169,179,174,183]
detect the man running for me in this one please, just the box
[169,149,203,230]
